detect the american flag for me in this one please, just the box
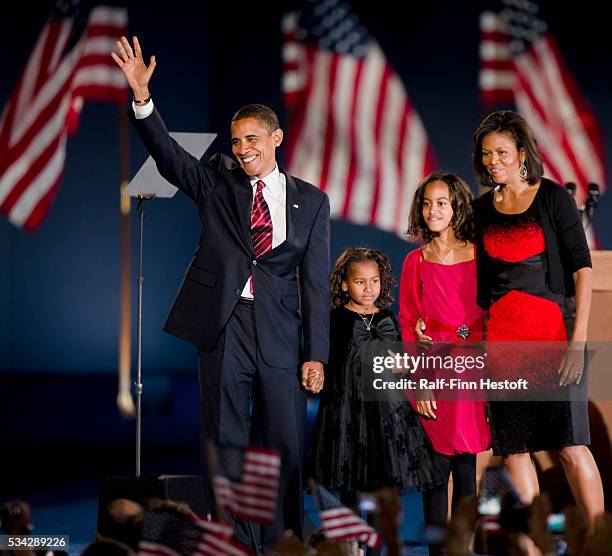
[195,518,253,556]
[479,0,606,221]
[0,0,128,231]
[282,0,435,236]
[315,483,381,549]
[138,509,252,556]
[138,509,203,556]
[213,446,281,525]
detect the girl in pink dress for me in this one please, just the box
[399,171,490,555]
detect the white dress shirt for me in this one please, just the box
[241,166,286,298]
[132,100,287,299]
[133,99,155,119]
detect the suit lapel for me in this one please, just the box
[234,164,304,258]
[233,167,254,251]
[284,170,303,243]
[255,168,303,259]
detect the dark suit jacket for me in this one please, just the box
[131,108,330,368]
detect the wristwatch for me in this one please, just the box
[133,96,151,106]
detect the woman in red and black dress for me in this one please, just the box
[472,111,604,528]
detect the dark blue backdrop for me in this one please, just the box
[1,1,611,523]
[1,1,611,374]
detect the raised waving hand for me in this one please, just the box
[111,36,156,101]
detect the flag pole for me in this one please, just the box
[117,107,135,418]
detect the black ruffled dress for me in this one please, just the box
[307,306,441,492]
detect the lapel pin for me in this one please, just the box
[293,204,299,208]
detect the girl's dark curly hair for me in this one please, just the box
[330,248,395,309]
[405,171,474,243]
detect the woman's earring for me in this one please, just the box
[488,174,495,186]
[519,161,528,182]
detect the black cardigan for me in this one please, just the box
[473,177,592,310]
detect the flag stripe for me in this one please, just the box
[318,53,339,192]
[369,63,392,224]
[282,4,434,235]
[138,541,183,556]
[35,21,63,96]
[0,95,69,204]
[12,26,49,127]
[340,58,364,219]
[213,446,281,526]
[478,4,606,246]
[315,484,381,549]
[49,21,73,72]
[11,32,90,147]
[374,72,402,230]
[0,3,128,230]
[392,101,410,232]
[2,129,65,214]
[326,56,356,213]
[348,43,384,225]
[139,512,253,556]
[21,172,63,232]
[536,37,604,188]
[8,134,67,227]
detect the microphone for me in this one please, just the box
[565,182,576,198]
[584,182,600,220]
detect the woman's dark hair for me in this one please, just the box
[405,171,474,243]
[330,248,395,309]
[472,110,544,187]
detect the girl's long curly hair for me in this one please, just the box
[405,171,474,243]
[330,248,395,309]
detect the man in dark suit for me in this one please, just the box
[112,36,329,547]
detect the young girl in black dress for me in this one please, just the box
[308,247,440,507]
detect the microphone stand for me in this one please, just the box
[583,183,600,230]
[98,131,215,518]
[123,132,216,480]
[562,182,601,338]
[135,194,153,478]
[565,182,601,231]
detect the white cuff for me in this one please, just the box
[132,99,155,119]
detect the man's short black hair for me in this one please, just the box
[231,104,280,134]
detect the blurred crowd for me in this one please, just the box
[1,481,611,556]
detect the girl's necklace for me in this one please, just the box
[357,312,375,331]
[430,240,458,265]
[348,302,375,331]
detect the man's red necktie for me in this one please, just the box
[249,180,273,293]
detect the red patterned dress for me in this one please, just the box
[480,193,588,455]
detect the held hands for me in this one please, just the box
[558,341,586,386]
[110,36,156,101]
[415,317,432,348]
[301,361,324,393]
